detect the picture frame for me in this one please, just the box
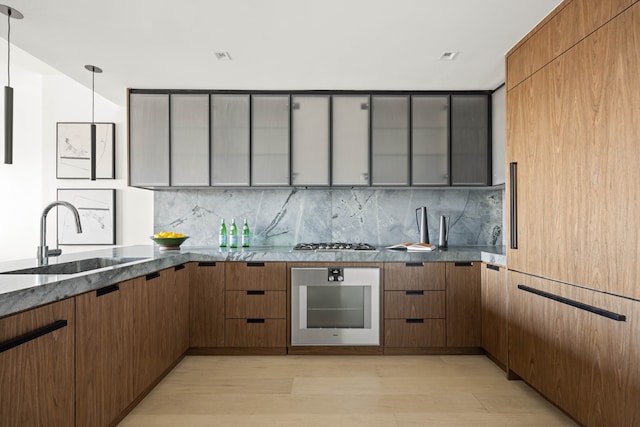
[57,189,116,245]
[56,122,115,179]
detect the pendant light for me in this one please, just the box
[0,4,23,165]
[85,64,102,180]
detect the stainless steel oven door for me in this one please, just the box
[291,267,380,346]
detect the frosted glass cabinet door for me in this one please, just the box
[291,95,330,186]
[251,95,290,186]
[211,95,250,186]
[412,96,449,185]
[332,96,370,186]
[371,96,410,186]
[170,94,210,186]
[129,93,170,187]
[451,95,490,185]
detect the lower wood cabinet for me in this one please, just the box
[0,298,75,427]
[76,280,134,427]
[446,261,481,347]
[190,261,225,347]
[172,263,190,359]
[508,271,640,426]
[481,262,507,368]
[225,318,286,347]
[384,319,445,347]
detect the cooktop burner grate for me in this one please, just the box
[293,242,377,251]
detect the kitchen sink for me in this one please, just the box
[0,257,149,275]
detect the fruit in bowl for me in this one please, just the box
[150,231,189,250]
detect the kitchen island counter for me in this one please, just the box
[0,245,504,318]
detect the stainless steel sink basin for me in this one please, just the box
[0,257,148,275]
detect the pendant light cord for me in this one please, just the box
[91,69,95,123]
[7,8,10,87]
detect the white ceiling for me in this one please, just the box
[2,0,562,104]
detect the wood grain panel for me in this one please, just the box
[190,261,225,347]
[446,262,481,347]
[384,319,446,347]
[480,263,508,369]
[226,290,286,319]
[172,264,190,359]
[76,281,134,427]
[226,262,286,290]
[0,299,75,427]
[384,262,445,291]
[507,0,634,89]
[508,270,640,426]
[225,319,286,347]
[384,291,445,319]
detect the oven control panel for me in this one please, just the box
[328,268,344,282]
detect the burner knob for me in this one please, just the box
[328,276,335,282]
[337,276,344,282]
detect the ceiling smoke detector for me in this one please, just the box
[440,51,459,61]
[214,51,232,60]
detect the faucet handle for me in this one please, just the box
[48,249,62,257]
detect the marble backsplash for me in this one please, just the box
[154,188,503,247]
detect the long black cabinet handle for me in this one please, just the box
[0,320,68,354]
[405,290,424,295]
[518,285,626,322]
[247,318,265,324]
[486,264,500,272]
[247,262,265,267]
[198,261,217,267]
[247,290,265,295]
[145,272,160,281]
[96,284,119,297]
[174,264,185,271]
[405,262,424,267]
[405,318,424,324]
[454,262,473,267]
[510,162,518,249]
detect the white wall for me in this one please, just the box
[0,46,153,262]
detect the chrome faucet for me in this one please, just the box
[37,201,83,265]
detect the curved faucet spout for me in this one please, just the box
[37,201,83,265]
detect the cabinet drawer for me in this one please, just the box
[225,262,286,291]
[225,291,286,318]
[384,291,445,319]
[384,262,445,291]
[224,319,286,347]
[384,319,446,347]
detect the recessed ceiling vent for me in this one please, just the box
[440,51,459,61]
[214,51,232,60]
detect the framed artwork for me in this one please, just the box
[57,189,116,245]
[56,122,115,179]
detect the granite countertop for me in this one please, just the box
[0,244,506,318]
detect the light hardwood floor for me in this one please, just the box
[119,355,577,427]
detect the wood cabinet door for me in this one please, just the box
[76,280,134,427]
[133,268,175,397]
[225,262,286,291]
[384,262,446,291]
[190,261,225,347]
[446,262,481,347]
[480,263,507,367]
[225,290,286,319]
[225,319,286,347]
[384,291,445,319]
[384,319,446,347]
[0,299,75,427]
[508,270,640,426]
[172,263,190,358]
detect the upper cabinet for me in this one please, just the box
[129,93,170,187]
[251,95,290,186]
[129,90,492,189]
[371,96,410,186]
[412,95,449,186]
[291,95,330,186]
[211,94,250,186]
[450,95,490,186]
[331,95,370,186]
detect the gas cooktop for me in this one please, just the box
[293,242,377,251]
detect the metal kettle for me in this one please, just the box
[415,207,429,244]
[438,215,449,249]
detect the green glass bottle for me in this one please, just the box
[219,218,227,247]
[229,218,238,248]
[241,218,251,247]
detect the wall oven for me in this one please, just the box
[291,267,380,346]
